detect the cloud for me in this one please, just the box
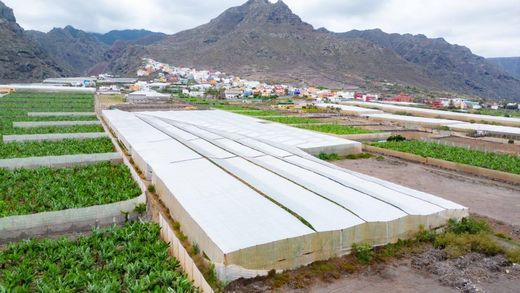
[2,0,519,57]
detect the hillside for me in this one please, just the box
[112,0,436,89]
[2,0,520,101]
[341,29,520,101]
[0,1,67,83]
[488,57,520,78]
[27,26,109,76]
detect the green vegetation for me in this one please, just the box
[0,92,99,140]
[301,104,329,113]
[352,243,374,264]
[263,116,322,124]
[0,138,114,159]
[386,134,407,142]
[236,110,281,117]
[318,152,374,161]
[2,125,104,136]
[0,223,197,292]
[0,162,141,217]
[297,124,375,135]
[473,108,520,118]
[372,140,520,174]
[318,152,341,161]
[213,104,257,111]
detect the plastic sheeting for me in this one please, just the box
[103,109,468,276]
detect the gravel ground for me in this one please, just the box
[334,157,520,228]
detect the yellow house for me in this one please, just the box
[128,84,140,92]
[0,87,15,94]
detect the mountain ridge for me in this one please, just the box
[1,0,519,101]
[0,0,67,83]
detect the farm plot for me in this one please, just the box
[0,162,141,217]
[0,138,114,159]
[0,222,197,292]
[0,92,98,136]
[297,124,376,135]
[372,140,520,175]
[0,92,112,157]
[263,116,323,124]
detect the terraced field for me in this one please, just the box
[0,162,141,217]
[372,140,520,175]
[0,93,98,139]
[0,223,197,292]
[0,92,200,292]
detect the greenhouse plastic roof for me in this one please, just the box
[103,109,467,254]
[365,113,463,125]
[345,101,520,125]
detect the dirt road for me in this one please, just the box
[334,157,520,228]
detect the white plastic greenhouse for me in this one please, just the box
[103,109,468,281]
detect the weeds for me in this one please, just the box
[352,243,374,264]
[318,152,340,161]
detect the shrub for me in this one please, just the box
[446,218,490,235]
[352,243,373,263]
[133,203,147,215]
[506,248,520,263]
[434,232,501,258]
[386,135,406,142]
[192,243,201,255]
[415,225,437,242]
[318,152,340,161]
[147,184,156,193]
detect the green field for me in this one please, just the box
[0,92,96,134]
[0,138,114,159]
[0,162,141,217]
[0,223,197,292]
[0,92,111,157]
[236,110,281,117]
[297,124,375,135]
[262,116,322,124]
[213,104,258,111]
[372,140,520,174]
[2,125,104,136]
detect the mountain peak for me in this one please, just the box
[0,1,16,23]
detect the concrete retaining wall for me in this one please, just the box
[364,145,520,185]
[28,112,97,117]
[158,213,214,293]
[340,132,391,142]
[0,153,122,170]
[13,120,101,128]
[3,132,107,143]
[0,194,145,243]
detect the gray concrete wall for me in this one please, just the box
[3,132,108,143]
[28,112,97,117]
[13,121,101,128]
[0,194,145,244]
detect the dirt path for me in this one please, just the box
[334,157,520,228]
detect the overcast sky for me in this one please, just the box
[4,0,519,58]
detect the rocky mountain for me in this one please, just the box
[108,0,520,101]
[26,28,165,76]
[488,57,520,78]
[2,0,520,101]
[340,29,520,101]
[93,29,166,45]
[27,26,109,76]
[113,0,436,89]
[0,1,67,83]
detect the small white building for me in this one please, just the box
[126,90,171,104]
